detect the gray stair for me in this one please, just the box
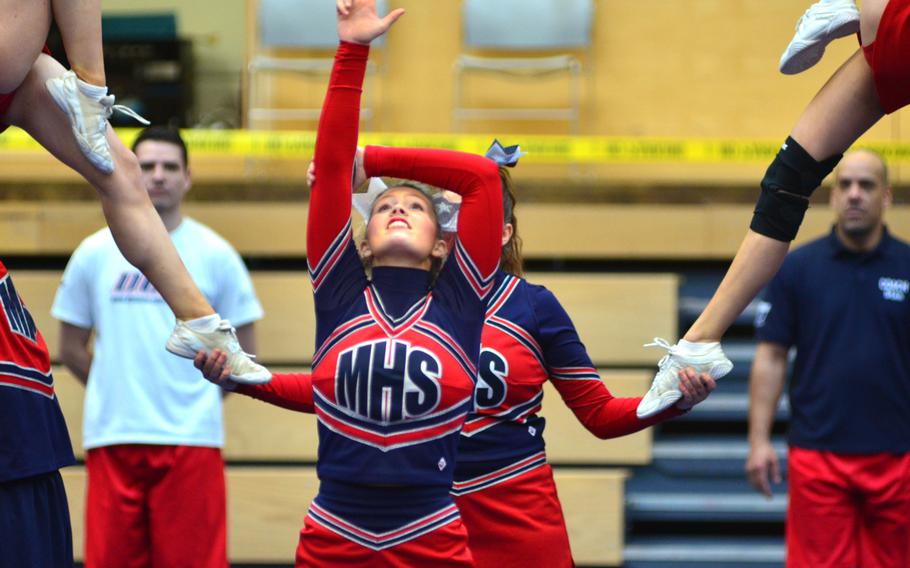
[624,536,784,567]
[620,268,787,567]
[679,392,789,422]
[627,443,789,522]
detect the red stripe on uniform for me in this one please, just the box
[317,411,468,450]
[0,375,54,397]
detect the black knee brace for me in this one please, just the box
[750,137,842,241]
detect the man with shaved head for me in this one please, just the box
[746,149,910,568]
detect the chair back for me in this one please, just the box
[462,0,594,50]
[259,0,389,49]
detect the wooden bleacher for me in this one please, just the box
[4,201,908,259]
[10,197,910,565]
[60,466,628,565]
[56,365,639,564]
[23,270,677,367]
[9,198,910,565]
[22,227,673,565]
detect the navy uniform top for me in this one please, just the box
[453,271,679,495]
[756,227,910,453]
[303,41,501,550]
[0,261,75,482]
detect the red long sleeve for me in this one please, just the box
[307,41,369,268]
[363,146,503,280]
[552,379,683,439]
[236,372,315,414]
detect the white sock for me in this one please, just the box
[184,314,221,333]
[76,77,108,99]
[677,339,718,354]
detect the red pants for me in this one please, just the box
[296,514,474,567]
[862,0,910,113]
[787,447,910,568]
[455,464,573,568]
[84,444,228,568]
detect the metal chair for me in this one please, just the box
[246,0,386,128]
[453,0,594,134]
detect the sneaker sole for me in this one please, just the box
[166,334,272,385]
[165,336,198,359]
[780,16,859,75]
[45,81,70,116]
[635,358,733,419]
[228,370,273,385]
[707,359,734,379]
[45,77,114,174]
[636,390,683,419]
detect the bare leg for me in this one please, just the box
[51,0,105,86]
[6,54,214,320]
[0,0,52,93]
[685,49,884,342]
[792,50,884,160]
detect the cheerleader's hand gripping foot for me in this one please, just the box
[166,318,272,385]
[637,338,732,419]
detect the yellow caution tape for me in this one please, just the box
[2,127,910,164]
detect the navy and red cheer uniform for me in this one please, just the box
[236,271,684,567]
[296,41,501,566]
[453,271,682,567]
[0,260,75,568]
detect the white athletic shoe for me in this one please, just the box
[166,319,272,385]
[779,0,860,75]
[45,70,149,174]
[637,338,733,419]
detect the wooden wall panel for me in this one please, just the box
[61,467,627,565]
[29,271,676,366]
[56,367,655,466]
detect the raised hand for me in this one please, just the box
[337,0,405,45]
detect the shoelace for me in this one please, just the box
[215,320,257,359]
[643,337,677,370]
[111,103,151,125]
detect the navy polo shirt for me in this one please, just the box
[755,227,910,454]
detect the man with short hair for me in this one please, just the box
[53,126,263,568]
[745,149,910,568]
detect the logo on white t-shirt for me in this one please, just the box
[879,277,909,302]
[111,271,163,302]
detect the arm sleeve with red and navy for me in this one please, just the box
[306,41,369,315]
[235,372,315,414]
[362,146,502,301]
[533,285,682,439]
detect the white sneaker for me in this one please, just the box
[780,0,860,75]
[166,319,272,385]
[637,338,733,419]
[46,70,149,174]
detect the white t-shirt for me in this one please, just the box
[52,218,263,450]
